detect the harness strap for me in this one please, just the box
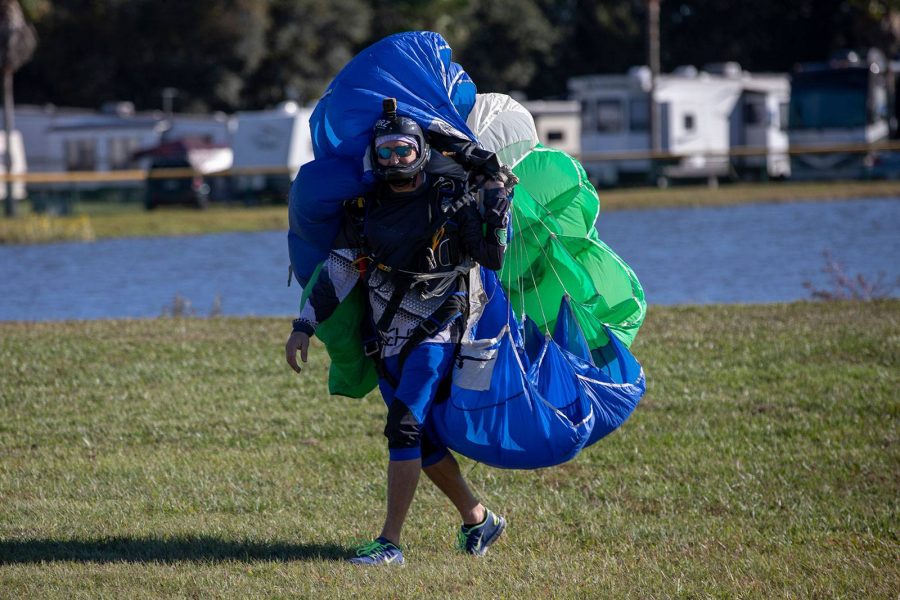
[394,282,469,376]
[376,283,406,335]
[364,279,469,390]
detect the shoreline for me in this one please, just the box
[1,180,898,245]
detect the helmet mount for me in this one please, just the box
[372,97,429,184]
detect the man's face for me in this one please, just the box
[376,140,418,167]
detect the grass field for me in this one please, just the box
[1,301,898,598]
[2,179,898,244]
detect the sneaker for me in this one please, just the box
[457,508,506,556]
[348,536,405,565]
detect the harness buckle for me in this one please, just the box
[420,318,441,336]
[362,339,381,357]
[424,247,437,271]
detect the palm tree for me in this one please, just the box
[0,0,36,217]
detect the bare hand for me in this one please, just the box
[285,331,310,373]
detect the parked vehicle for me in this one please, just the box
[136,138,232,210]
[788,49,898,180]
[230,101,314,203]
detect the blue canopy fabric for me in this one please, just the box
[432,269,644,469]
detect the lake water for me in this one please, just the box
[0,198,897,321]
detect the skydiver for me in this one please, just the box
[285,100,513,565]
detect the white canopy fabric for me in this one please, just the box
[465,93,539,168]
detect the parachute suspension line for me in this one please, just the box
[512,205,550,330]
[502,207,518,328]
[517,193,643,333]
[513,211,528,325]
[516,197,579,305]
[508,207,527,328]
[506,173,642,333]
[503,220,514,329]
[515,215,527,326]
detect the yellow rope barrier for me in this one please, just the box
[0,165,296,184]
[578,140,900,162]
[2,140,899,184]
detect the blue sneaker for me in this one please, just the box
[348,536,405,565]
[457,508,506,556]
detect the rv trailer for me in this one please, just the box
[788,49,898,180]
[569,64,790,187]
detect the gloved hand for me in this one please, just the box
[482,185,510,227]
[497,164,519,193]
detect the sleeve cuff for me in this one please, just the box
[291,318,316,336]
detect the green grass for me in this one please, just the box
[87,205,288,239]
[597,179,900,210]
[1,302,898,598]
[2,179,898,244]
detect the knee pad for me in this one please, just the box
[383,399,422,450]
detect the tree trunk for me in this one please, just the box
[3,66,14,217]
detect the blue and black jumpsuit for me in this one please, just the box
[294,158,510,465]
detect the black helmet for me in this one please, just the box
[371,98,430,183]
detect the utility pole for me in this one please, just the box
[162,87,177,118]
[3,64,14,216]
[0,0,36,217]
[647,0,661,155]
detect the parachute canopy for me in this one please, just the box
[289,31,647,469]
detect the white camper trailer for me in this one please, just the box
[28,102,232,204]
[569,64,790,186]
[230,101,314,201]
[520,100,581,157]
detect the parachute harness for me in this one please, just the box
[354,174,477,301]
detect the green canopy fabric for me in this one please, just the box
[502,144,646,349]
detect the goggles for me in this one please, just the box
[376,144,416,159]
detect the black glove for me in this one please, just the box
[482,186,510,227]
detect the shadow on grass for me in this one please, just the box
[0,536,351,564]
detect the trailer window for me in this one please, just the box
[64,139,97,171]
[580,100,596,131]
[595,100,624,133]
[547,130,565,141]
[788,86,866,129]
[629,98,649,131]
[683,113,696,131]
[109,137,140,170]
[742,102,761,125]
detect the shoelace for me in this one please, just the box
[356,540,390,558]
[456,529,467,550]
[457,526,479,551]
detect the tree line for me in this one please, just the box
[14,0,900,113]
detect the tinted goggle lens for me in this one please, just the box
[377,145,415,159]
